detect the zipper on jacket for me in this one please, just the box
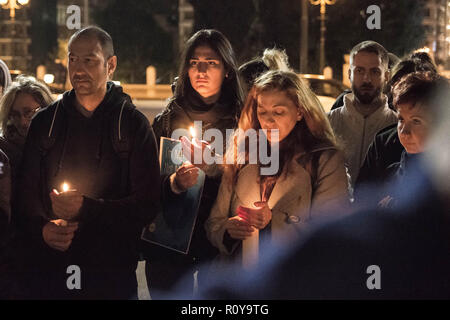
[359,116,368,168]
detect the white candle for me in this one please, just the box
[189,126,196,139]
[241,202,266,270]
[242,227,259,270]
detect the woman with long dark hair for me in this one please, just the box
[143,29,244,298]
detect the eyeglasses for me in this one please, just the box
[9,107,40,121]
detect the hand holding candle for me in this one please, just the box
[42,219,79,252]
[225,215,254,240]
[50,182,83,221]
[237,201,272,230]
[180,126,214,170]
[237,201,271,270]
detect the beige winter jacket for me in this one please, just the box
[206,146,350,255]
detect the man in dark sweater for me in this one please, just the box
[15,26,160,299]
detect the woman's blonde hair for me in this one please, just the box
[223,70,336,185]
[261,48,290,72]
[239,48,291,89]
[0,75,54,135]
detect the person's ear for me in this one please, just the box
[297,109,303,121]
[384,69,390,82]
[107,55,117,78]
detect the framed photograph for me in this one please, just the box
[141,137,205,254]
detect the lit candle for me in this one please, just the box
[189,125,201,164]
[62,182,69,193]
[189,126,196,139]
[52,181,71,195]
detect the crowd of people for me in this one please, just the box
[0,25,448,300]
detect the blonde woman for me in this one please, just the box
[206,70,349,261]
[0,75,53,184]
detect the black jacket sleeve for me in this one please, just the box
[0,150,11,244]
[15,114,50,243]
[152,112,164,148]
[77,110,161,233]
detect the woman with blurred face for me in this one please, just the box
[143,29,244,298]
[0,75,54,189]
[206,70,350,265]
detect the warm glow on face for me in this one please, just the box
[62,183,69,193]
[189,126,196,138]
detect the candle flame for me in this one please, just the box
[62,182,69,193]
[189,126,196,138]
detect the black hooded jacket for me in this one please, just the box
[15,82,160,297]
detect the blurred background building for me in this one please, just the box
[0,0,31,74]
[422,0,450,67]
[1,0,449,97]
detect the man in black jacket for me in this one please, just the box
[15,26,160,299]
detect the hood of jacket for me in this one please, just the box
[60,81,133,118]
[0,59,12,90]
[46,82,134,181]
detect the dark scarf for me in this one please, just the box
[1,125,25,168]
[4,125,26,149]
[178,90,236,131]
[0,125,25,189]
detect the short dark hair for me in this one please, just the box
[389,58,437,88]
[239,59,269,89]
[239,48,290,90]
[410,51,436,67]
[392,71,449,118]
[350,40,389,69]
[68,26,114,59]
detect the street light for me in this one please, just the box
[310,0,336,73]
[0,0,29,20]
[43,74,55,84]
